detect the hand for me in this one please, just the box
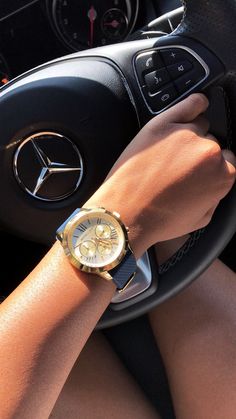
[87,94,236,259]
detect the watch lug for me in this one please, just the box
[100,271,113,281]
[112,211,120,219]
[56,231,64,243]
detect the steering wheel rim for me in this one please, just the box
[0,0,235,328]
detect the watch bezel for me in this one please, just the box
[61,207,130,276]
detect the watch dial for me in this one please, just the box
[70,212,125,268]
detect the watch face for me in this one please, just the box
[67,210,126,269]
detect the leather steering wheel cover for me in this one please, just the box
[174,0,236,71]
[174,1,236,157]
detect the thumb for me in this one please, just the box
[163,93,209,124]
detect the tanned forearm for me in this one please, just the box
[0,241,115,418]
[0,181,145,419]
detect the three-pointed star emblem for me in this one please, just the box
[13,132,84,202]
[32,140,82,196]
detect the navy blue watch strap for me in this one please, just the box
[109,248,137,291]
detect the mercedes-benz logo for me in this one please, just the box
[13,132,84,201]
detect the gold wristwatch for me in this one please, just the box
[56,207,137,291]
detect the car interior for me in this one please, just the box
[1,1,236,418]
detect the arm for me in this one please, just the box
[0,94,235,419]
[0,241,115,419]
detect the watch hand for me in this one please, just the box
[95,238,111,245]
[75,240,95,249]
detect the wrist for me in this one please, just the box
[85,182,149,259]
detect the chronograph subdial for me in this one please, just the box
[95,223,111,239]
[97,239,112,256]
[79,240,96,257]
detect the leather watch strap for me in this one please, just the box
[109,248,137,291]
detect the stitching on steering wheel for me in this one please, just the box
[179,0,187,29]
[223,90,233,149]
[159,229,205,274]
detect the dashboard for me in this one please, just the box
[49,0,139,51]
[0,0,181,85]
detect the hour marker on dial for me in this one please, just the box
[111,230,118,239]
[77,223,87,233]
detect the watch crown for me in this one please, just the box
[126,227,130,233]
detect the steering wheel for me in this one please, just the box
[1,0,236,328]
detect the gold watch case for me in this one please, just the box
[57,207,131,280]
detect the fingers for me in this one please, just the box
[186,115,210,136]
[164,93,209,123]
[195,205,218,230]
[222,150,236,185]
[205,133,220,145]
[205,136,236,187]
[204,136,236,176]
[205,135,236,173]
[222,149,236,168]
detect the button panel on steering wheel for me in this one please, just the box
[135,46,208,113]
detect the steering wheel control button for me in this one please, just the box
[135,51,164,83]
[167,60,193,79]
[174,69,204,94]
[160,49,190,66]
[13,132,84,202]
[135,46,208,114]
[144,83,178,112]
[144,68,170,94]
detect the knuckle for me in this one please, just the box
[214,171,235,200]
[200,212,214,228]
[185,128,199,141]
[221,172,236,192]
[204,213,214,225]
[194,219,208,230]
[202,140,222,161]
